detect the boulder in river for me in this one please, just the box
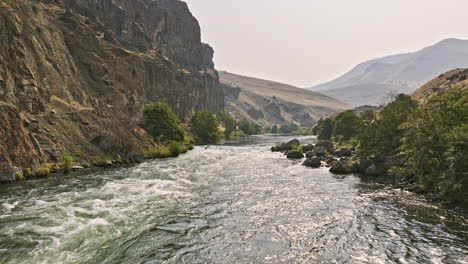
[305,151,315,159]
[287,139,301,146]
[316,140,334,153]
[329,159,353,174]
[303,144,314,152]
[336,148,352,157]
[365,164,379,176]
[326,158,339,166]
[357,159,374,174]
[314,146,329,157]
[272,139,301,152]
[303,158,321,168]
[286,150,304,159]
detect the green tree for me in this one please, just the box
[271,125,279,134]
[143,103,185,142]
[358,94,417,161]
[239,119,252,135]
[332,111,363,141]
[400,89,468,203]
[238,120,263,135]
[313,118,334,140]
[190,111,221,145]
[216,111,237,138]
[279,123,298,134]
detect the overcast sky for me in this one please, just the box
[183,0,467,87]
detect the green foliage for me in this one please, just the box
[168,141,187,157]
[144,145,171,159]
[61,152,74,174]
[190,111,221,145]
[15,172,25,181]
[271,125,279,134]
[291,129,313,136]
[357,94,417,161]
[143,102,185,142]
[313,118,334,140]
[24,168,33,178]
[279,123,299,134]
[81,162,91,169]
[216,111,237,139]
[91,156,112,167]
[239,119,263,135]
[332,111,363,141]
[35,167,51,178]
[230,130,246,138]
[400,89,468,203]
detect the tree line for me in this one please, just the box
[313,90,467,204]
[143,103,264,148]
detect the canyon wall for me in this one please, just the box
[0,0,224,182]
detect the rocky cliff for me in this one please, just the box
[220,71,350,127]
[0,0,224,182]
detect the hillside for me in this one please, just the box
[0,0,223,182]
[412,68,468,104]
[309,38,468,106]
[220,71,350,127]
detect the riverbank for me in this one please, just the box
[272,137,468,209]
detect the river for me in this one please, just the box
[0,135,466,264]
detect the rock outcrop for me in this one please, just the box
[0,0,224,181]
[0,103,46,182]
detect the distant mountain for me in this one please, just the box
[220,71,350,127]
[309,38,468,106]
[412,68,468,104]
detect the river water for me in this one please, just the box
[0,135,466,264]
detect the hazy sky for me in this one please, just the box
[183,0,467,87]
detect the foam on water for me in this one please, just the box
[0,135,466,264]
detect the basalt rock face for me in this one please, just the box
[0,103,46,182]
[0,0,223,181]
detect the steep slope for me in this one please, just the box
[220,71,350,127]
[412,68,468,104]
[310,38,468,106]
[0,0,223,182]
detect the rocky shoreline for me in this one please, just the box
[271,138,466,207]
[272,138,368,174]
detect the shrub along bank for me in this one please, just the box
[312,90,467,205]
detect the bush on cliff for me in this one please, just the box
[143,103,185,142]
[61,152,74,174]
[190,111,221,145]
